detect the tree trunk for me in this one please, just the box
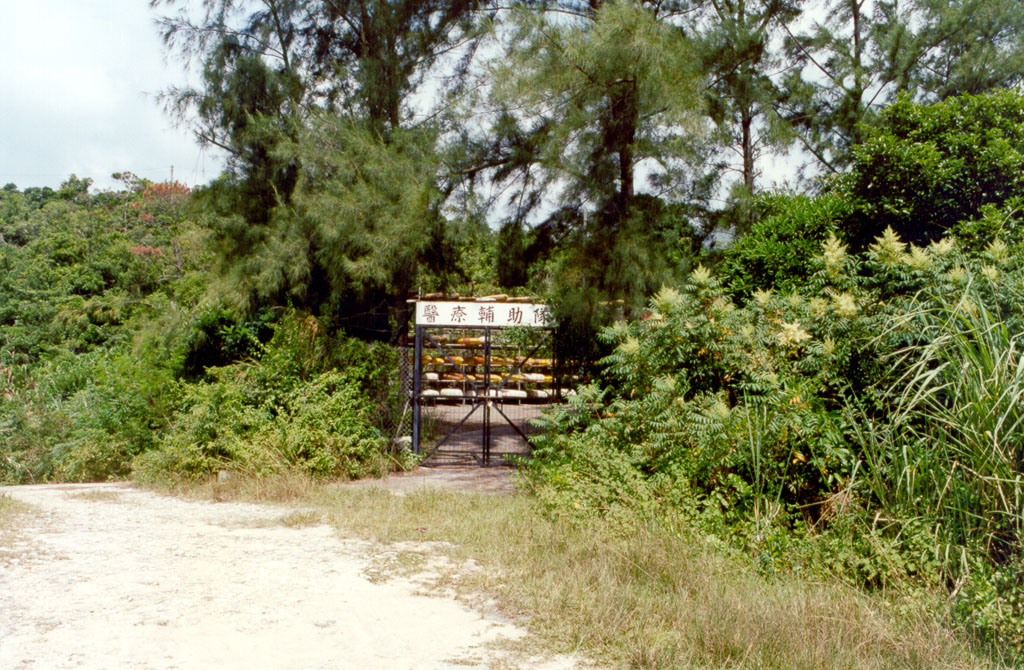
[850,0,866,147]
[610,83,638,212]
[741,107,755,194]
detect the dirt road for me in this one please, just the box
[0,483,575,670]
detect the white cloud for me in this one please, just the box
[0,0,222,190]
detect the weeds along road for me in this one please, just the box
[0,483,574,670]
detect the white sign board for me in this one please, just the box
[415,301,553,328]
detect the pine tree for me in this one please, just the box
[153,0,495,338]
[779,0,1024,174]
[483,1,705,305]
[154,0,492,216]
[699,0,800,209]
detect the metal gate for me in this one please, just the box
[410,301,557,466]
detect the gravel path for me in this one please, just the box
[0,483,575,670]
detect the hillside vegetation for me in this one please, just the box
[4,0,1024,663]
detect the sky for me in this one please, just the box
[0,1,803,199]
[0,0,224,192]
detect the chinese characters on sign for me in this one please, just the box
[415,301,553,327]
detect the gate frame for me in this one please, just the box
[411,317,557,466]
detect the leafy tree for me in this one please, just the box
[22,187,57,211]
[780,0,1024,174]
[483,1,705,306]
[718,191,849,299]
[834,89,1024,248]
[56,175,93,203]
[0,180,200,363]
[698,0,799,221]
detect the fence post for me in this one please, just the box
[412,325,423,455]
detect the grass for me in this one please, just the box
[64,489,125,502]
[362,548,430,584]
[1,492,36,563]
[306,485,993,669]
[854,290,1024,576]
[142,471,1000,668]
[214,509,326,530]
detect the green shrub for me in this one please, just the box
[835,89,1024,249]
[526,261,871,536]
[952,555,1024,663]
[133,310,400,484]
[1,348,178,484]
[134,369,387,483]
[719,192,849,300]
[0,393,69,484]
[527,226,1024,648]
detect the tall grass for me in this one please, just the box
[0,492,33,554]
[311,486,989,669]
[859,288,1023,566]
[743,398,789,530]
[0,492,26,524]
[145,469,323,503]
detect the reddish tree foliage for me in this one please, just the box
[130,245,164,257]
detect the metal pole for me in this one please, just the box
[483,327,491,466]
[412,325,423,455]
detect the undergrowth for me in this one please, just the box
[311,485,990,669]
[521,229,1024,664]
[145,474,1001,669]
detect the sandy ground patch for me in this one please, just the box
[0,482,576,670]
[337,467,518,495]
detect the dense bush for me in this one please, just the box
[527,227,1024,655]
[529,256,875,532]
[133,310,403,484]
[835,89,1024,249]
[2,310,404,485]
[1,181,200,483]
[0,181,406,486]
[0,180,199,362]
[718,192,849,300]
[133,369,388,482]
